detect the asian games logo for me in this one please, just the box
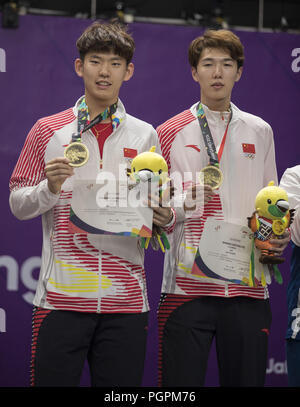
[0,255,40,305]
[0,255,41,333]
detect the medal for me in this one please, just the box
[64,142,89,167]
[196,103,232,190]
[64,97,118,168]
[199,165,223,190]
[272,219,286,235]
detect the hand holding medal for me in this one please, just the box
[45,157,74,195]
[184,183,214,212]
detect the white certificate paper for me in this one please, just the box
[192,218,267,285]
[68,179,153,237]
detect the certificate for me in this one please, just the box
[68,179,153,237]
[191,218,268,286]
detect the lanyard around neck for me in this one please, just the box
[72,97,118,142]
[196,103,232,166]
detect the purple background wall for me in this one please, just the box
[0,14,299,387]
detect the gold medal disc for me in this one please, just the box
[272,219,285,235]
[199,165,223,190]
[64,142,89,167]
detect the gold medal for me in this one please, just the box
[272,219,286,235]
[199,165,223,190]
[64,142,89,167]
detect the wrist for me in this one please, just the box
[167,209,173,224]
[47,181,61,195]
[163,208,175,228]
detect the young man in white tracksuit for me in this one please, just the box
[9,21,172,387]
[157,29,290,387]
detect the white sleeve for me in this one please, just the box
[9,180,60,220]
[279,166,300,245]
[263,124,278,186]
[9,120,60,220]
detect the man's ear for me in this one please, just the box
[124,62,134,82]
[191,66,199,83]
[235,66,243,82]
[74,58,84,78]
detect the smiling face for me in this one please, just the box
[75,51,134,116]
[191,47,243,111]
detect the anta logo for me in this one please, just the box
[185,144,201,152]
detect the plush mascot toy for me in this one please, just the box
[129,146,171,252]
[247,181,294,286]
[130,146,169,186]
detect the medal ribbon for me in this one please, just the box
[72,97,118,143]
[196,103,232,166]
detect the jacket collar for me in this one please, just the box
[190,101,246,124]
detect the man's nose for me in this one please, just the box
[213,64,222,77]
[99,63,110,76]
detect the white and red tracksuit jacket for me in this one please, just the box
[9,97,160,313]
[158,102,278,299]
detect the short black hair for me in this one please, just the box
[76,21,135,64]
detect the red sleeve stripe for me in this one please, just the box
[157,109,195,172]
[9,108,76,191]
